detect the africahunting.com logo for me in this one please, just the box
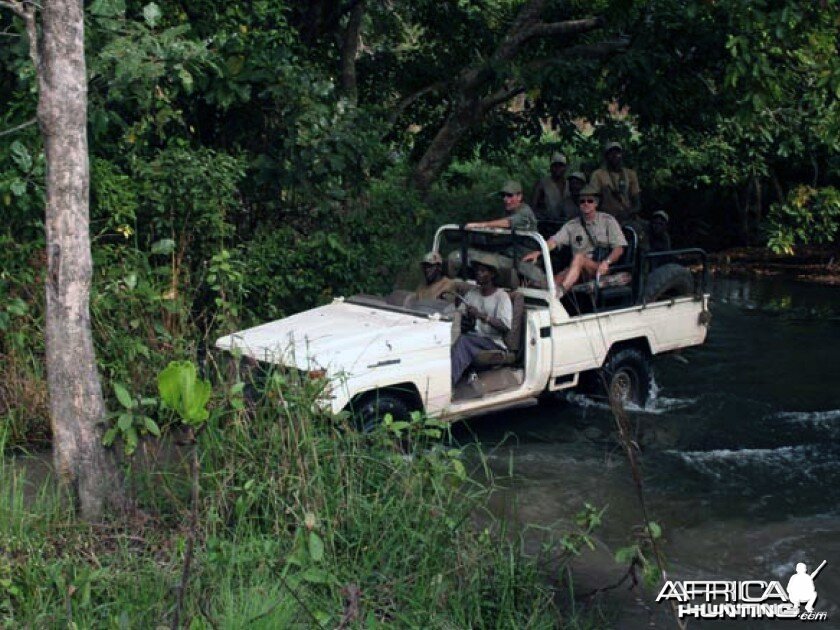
[657,560,828,621]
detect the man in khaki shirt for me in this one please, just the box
[414,252,467,302]
[522,185,626,293]
[589,142,640,222]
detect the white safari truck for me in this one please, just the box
[216,224,711,426]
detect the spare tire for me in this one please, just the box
[643,263,693,302]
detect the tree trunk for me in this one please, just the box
[340,0,365,105]
[412,98,483,191]
[39,0,122,519]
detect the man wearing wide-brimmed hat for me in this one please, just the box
[522,184,626,294]
[589,141,641,222]
[466,180,537,232]
[450,252,512,386]
[531,152,570,221]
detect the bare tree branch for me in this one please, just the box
[387,80,448,128]
[0,117,37,137]
[0,0,39,70]
[524,17,603,40]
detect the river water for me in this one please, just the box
[456,276,840,628]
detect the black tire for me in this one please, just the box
[354,391,411,433]
[643,263,693,302]
[600,347,652,408]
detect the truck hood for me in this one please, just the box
[215,299,451,375]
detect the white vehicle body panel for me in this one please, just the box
[216,226,710,422]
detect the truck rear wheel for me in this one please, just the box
[600,347,652,408]
[355,391,411,432]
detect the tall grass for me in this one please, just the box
[0,362,608,627]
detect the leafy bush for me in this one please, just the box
[766,185,840,254]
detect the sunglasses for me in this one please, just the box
[503,192,517,198]
[579,198,598,205]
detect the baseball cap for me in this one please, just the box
[567,171,586,183]
[652,210,669,222]
[550,152,567,165]
[604,141,623,154]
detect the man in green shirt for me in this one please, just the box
[466,180,537,232]
[589,142,641,222]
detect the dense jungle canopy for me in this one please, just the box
[1,0,838,384]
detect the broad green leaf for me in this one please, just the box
[143,417,161,437]
[157,361,211,425]
[102,427,119,446]
[300,568,333,584]
[10,141,31,171]
[150,238,175,255]
[10,180,26,197]
[142,2,161,27]
[113,383,135,409]
[89,0,125,17]
[647,521,662,540]
[117,413,133,432]
[308,531,324,562]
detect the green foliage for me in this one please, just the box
[102,382,160,455]
[767,186,840,255]
[157,360,211,426]
[0,364,613,627]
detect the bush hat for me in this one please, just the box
[500,180,523,195]
[469,251,501,271]
[578,184,601,198]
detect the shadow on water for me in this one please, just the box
[453,275,840,628]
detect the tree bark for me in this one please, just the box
[340,0,365,105]
[409,0,608,192]
[37,0,122,519]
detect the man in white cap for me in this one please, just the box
[466,180,537,232]
[531,152,569,221]
[589,141,641,222]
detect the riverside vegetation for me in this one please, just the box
[1,357,610,627]
[1,0,837,625]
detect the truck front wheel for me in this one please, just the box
[600,347,652,408]
[355,391,411,432]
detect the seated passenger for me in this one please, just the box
[450,254,512,387]
[465,180,537,232]
[414,251,468,302]
[649,210,673,270]
[522,185,626,294]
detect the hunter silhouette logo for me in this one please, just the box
[657,560,829,621]
[787,561,826,614]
